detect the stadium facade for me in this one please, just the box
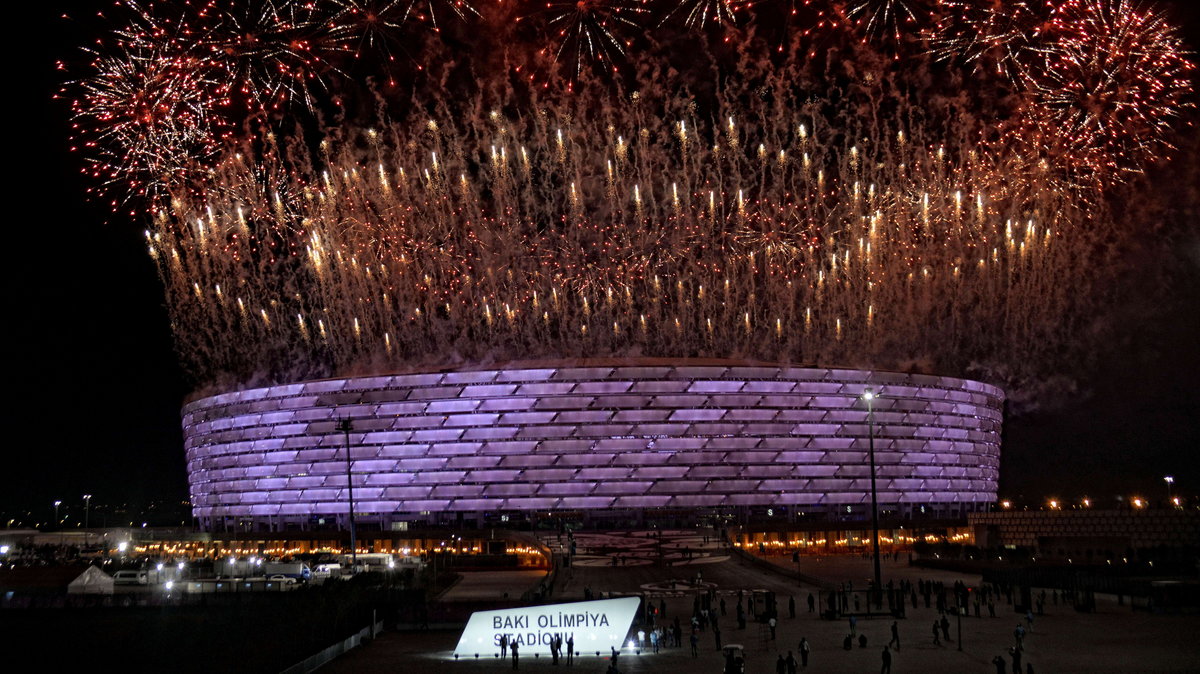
[182,360,1004,530]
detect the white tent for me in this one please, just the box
[67,566,114,595]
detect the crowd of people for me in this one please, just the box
[742,575,1057,674]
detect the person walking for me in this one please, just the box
[1011,647,1023,674]
[807,593,815,613]
[992,655,1007,674]
[714,623,722,650]
[650,628,658,653]
[849,615,857,638]
[769,616,778,640]
[880,646,892,674]
[932,620,941,646]
[776,654,787,674]
[940,615,951,642]
[567,635,574,665]
[799,637,810,669]
[888,620,900,650]
[1026,609,1035,632]
[511,641,519,670]
[500,634,509,659]
[690,630,699,657]
[789,595,796,618]
[786,650,798,674]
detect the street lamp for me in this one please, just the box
[337,417,358,570]
[1164,476,1174,504]
[83,494,93,529]
[861,388,883,609]
[53,500,62,527]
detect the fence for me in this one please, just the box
[279,617,385,674]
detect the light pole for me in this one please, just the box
[862,388,883,609]
[53,500,62,528]
[1164,476,1174,505]
[337,417,358,570]
[83,494,92,530]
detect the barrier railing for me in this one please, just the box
[278,618,385,674]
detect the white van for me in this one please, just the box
[113,570,149,585]
[313,563,342,580]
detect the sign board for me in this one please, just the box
[454,597,640,657]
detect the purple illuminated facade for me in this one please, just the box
[183,360,1003,529]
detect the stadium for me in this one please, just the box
[183,360,1003,531]
[66,0,1194,542]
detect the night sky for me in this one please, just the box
[4,1,1198,524]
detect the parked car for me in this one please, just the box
[268,574,297,585]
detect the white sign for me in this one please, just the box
[454,597,640,657]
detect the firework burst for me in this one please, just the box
[522,0,650,77]
[659,0,747,30]
[732,215,811,262]
[1022,0,1195,180]
[331,1,412,59]
[845,0,920,44]
[73,46,222,205]
[927,0,1041,80]
[69,0,1197,391]
[194,0,347,112]
[395,0,481,30]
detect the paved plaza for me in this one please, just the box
[440,571,549,602]
[328,531,1200,673]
